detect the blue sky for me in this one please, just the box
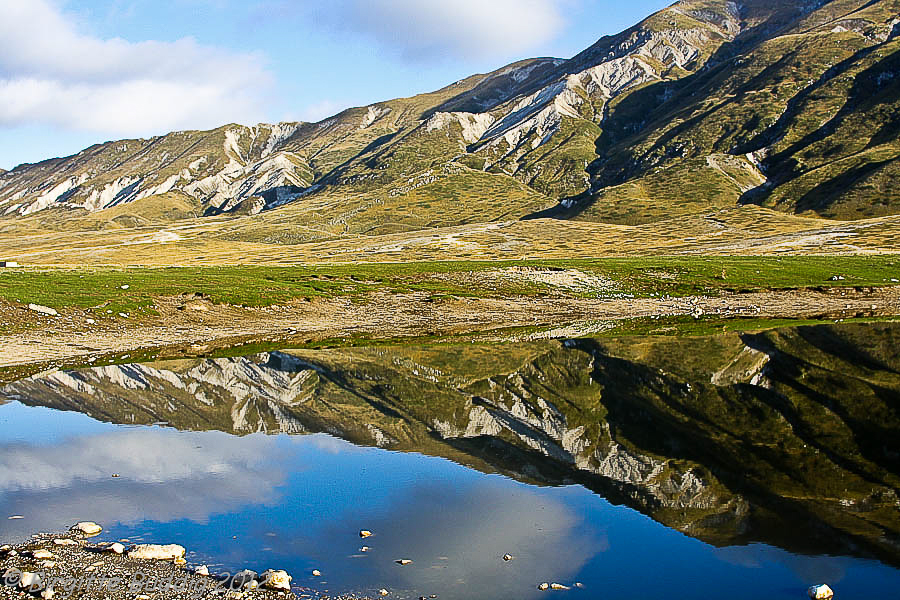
[0,0,670,170]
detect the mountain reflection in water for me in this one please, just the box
[1,321,899,599]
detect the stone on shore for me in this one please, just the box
[395,559,412,565]
[28,304,58,316]
[808,584,834,599]
[195,565,210,576]
[70,522,102,536]
[261,569,292,591]
[32,549,53,559]
[107,542,125,554]
[53,539,78,546]
[359,530,373,538]
[127,544,186,560]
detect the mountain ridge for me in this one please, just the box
[1,0,898,240]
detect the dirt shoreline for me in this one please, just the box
[2,287,899,369]
[1,530,361,600]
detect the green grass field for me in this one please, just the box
[0,255,897,316]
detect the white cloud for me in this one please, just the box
[0,0,271,136]
[310,0,568,61]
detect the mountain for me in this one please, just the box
[4,322,900,565]
[0,0,898,236]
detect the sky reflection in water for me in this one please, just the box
[0,401,898,600]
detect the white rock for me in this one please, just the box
[120,285,129,289]
[359,546,371,552]
[39,561,55,569]
[71,521,102,536]
[108,542,125,554]
[538,582,550,590]
[394,559,412,565]
[8,515,24,519]
[311,569,321,577]
[378,589,389,597]
[550,583,570,590]
[502,553,513,561]
[53,539,78,546]
[32,549,53,559]
[41,586,55,599]
[359,530,373,538]
[28,304,58,316]
[0,544,9,552]
[195,565,210,576]
[261,569,292,591]
[19,571,42,591]
[808,584,834,599]
[127,544,185,560]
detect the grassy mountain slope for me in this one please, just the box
[0,0,898,250]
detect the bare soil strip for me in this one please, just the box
[2,287,898,369]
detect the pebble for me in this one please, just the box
[378,589,389,597]
[70,521,102,536]
[395,559,413,566]
[550,583,570,590]
[360,546,371,552]
[538,582,550,590]
[359,530,373,538]
[312,569,322,576]
[502,553,513,561]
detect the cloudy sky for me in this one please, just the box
[0,0,669,170]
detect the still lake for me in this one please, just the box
[2,322,899,599]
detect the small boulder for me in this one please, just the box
[311,569,322,577]
[53,539,78,546]
[19,571,42,592]
[28,304,58,316]
[231,570,257,588]
[32,549,53,559]
[127,544,185,560]
[71,521,102,536]
[395,559,413,566]
[108,542,125,554]
[550,583,570,590]
[261,569,292,591]
[359,530,373,538]
[195,565,210,576]
[808,584,834,600]
[538,583,549,590]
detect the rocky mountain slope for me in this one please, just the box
[0,0,897,233]
[4,322,900,565]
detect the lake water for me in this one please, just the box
[1,322,899,599]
